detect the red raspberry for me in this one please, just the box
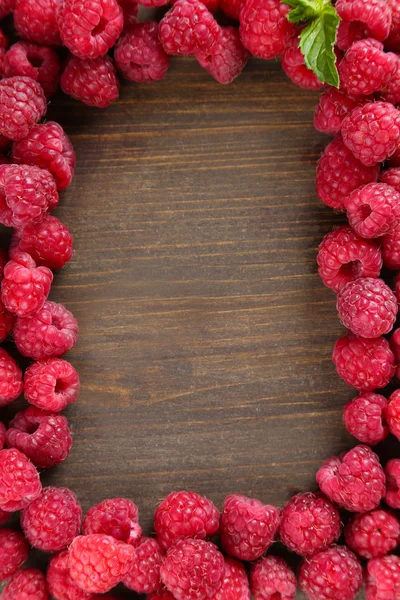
[0,529,29,582]
[0,77,46,142]
[68,534,135,593]
[239,0,294,59]
[281,31,324,90]
[343,392,389,445]
[2,43,61,97]
[2,568,49,600]
[335,21,366,51]
[13,0,62,46]
[365,555,400,600]
[339,39,397,96]
[385,459,400,508]
[220,0,245,19]
[82,497,142,545]
[316,444,386,512]
[0,421,5,449]
[342,102,400,166]
[344,183,400,239]
[381,227,400,269]
[250,556,296,600]
[279,492,341,557]
[159,0,221,56]
[114,23,170,83]
[213,557,250,600]
[332,333,395,391]
[0,448,42,512]
[380,59,400,105]
[387,389,400,439]
[299,546,362,600]
[154,490,220,551]
[220,494,280,561]
[47,551,94,600]
[123,537,163,593]
[15,301,79,360]
[24,357,80,411]
[6,406,72,468]
[314,88,363,136]
[117,0,138,29]
[12,121,76,190]
[196,26,249,84]
[0,0,15,19]
[345,509,400,559]
[0,348,23,407]
[335,0,392,43]
[386,0,400,52]
[160,538,224,600]
[316,137,379,210]
[380,167,400,192]
[61,55,119,108]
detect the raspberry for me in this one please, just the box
[6,406,73,468]
[380,167,400,193]
[239,0,294,59]
[12,121,76,190]
[316,137,379,210]
[15,301,79,360]
[154,490,220,551]
[365,555,400,600]
[220,0,245,19]
[61,55,119,108]
[380,59,400,105]
[387,389,400,439]
[10,216,73,270]
[342,101,400,166]
[335,0,392,43]
[339,39,397,96]
[381,227,400,269]
[0,348,23,407]
[82,497,142,545]
[0,421,5,449]
[0,77,46,142]
[160,538,224,600]
[345,509,400,559]
[317,226,382,292]
[316,444,386,512]
[390,327,400,378]
[281,33,324,90]
[279,492,341,557]
[344,183,400,239]
[196,26,249,84]
[313,88,363,136]
[117,0,138,29]
[58,0,124,59]
[220,494,280,561]
[114,23,170,83]
[13,0,62,46]
[385,460,400,509]
[68,534,135,593]
[2,43,61,97]
[250,556,296,600]
[386,0,400,52]
[159,0,221,56]
[336,19,368,51]
[0,164,59,229]
[343,392,389,445]
[213,557,250,600]
[0,529,29,582]
[0,0,15,19]
[332,333,395,391]
[24,357,80,410]
[299,546,362,600]
[0,448,42,512]
[47,551,94,600]
[2,568,49,600]
[123,537,163,594]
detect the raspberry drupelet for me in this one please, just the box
[0,347,23,407]
[0,77,46,142]
[123,537,164,594]
[196,27,249,84]
[365,555,400,600]
[13,0,62,46]
[385,459,400,508]
[344,183,400,239]
[345,509,400,559]
[24,357,80,411]
[61,55,119,108]
[2,568,49,600]
[0,529,29,582]
[250,556,296,600]
[343,392,389,445]
[313,88,364,136]
[281,32,325,90]
[83,497,142,545]
[2,42,61,97]
[387,389,400,439]
[335,0,392,44]
[213,557,250,600]
[46,550,94,600]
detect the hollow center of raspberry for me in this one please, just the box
[339,260,363,279]
[25,422,39,435]
[29,56,44,69]
[55,378,69,394]
[270,593,282,600]
[92,17,108,37]
[359,203,372,221]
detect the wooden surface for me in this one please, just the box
[1,57,393,597]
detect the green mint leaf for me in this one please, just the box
[285,0,324,22]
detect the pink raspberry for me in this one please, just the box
[160,538,224,600]
[0,421,5,450]
[10,216,73,270]
[2,42,61,97]
[335,0,392,44]
[154,490,220,551]
[342,101,400,166]
[386,0,400,52]
[339,39,397,96]
[332,333,395,391]
[250,556,296,600]
[24,357,80,411]
[316,444,386,512]
[220,494,280,561]
[82,497,142,545]
[61,55,119,108]
[220,0,245,19]
[344,183,400,238]
[387,389,400,439]
[313,88,363,136]
[12,121,76,190]
[0,347,23,407]
[0,529,29,582]
[123,537,163,593]
[0,163,59,229]
[196,26,249,84]
[114,23,170,83]
[385,459,400,509]
[58,0,123,59]
[13,0,62,46]
[239,0,294,59]
[380,167,400,192]
[299,546,362,600]
[365,555,400,600]
[316,137,379,210]
[0,77,46,141]
[68,534,135,593]
[6,406,72,468]
[213,557,250,600]
[2,568,49,600]
[380,59,400,105]
[0,0,15,19]
[117,0,138,29]
[47,551,94,600]
[281,31,324,90]
[279,492,341,557]
[15,301,79,360]
[159,0,221,56]
[343,392,389,445]
[345,509,400,559]
[0,448,42,512]
[381,226,400,269]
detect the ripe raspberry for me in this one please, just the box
[386,0,400,52]
[123,537,163,593]
[13,0,62,46]
[316,444,386,512]
[239,0,294,59]
[343,392,389,445]
[68,534,135,593]
[220,0,245,19]
[117,0,138,29]
[2,568,49,600]
[213,557,250,600]
[24,357,80,411]
[12,121,76,190]
[385,459,400,509]
[381,227,400,269]
[344,183,400,239]
[387,390,400,440]
[6,406,73,468]
[380,167,400,192]
[281,32,324,90]
[0,0,15,19]
[299,546,362,600]
[47,551,94,600]
[2,43,61,97]
[316,137,379,210]
[154,490,220,551]
[15,301,79,360]
[365,555,400,600]
[279,492,341,557]
[160,538,224,600]
[0,77,46,142]
[82,497,142,545]
[339,39,397,96]
[314,88,363,136]
[345,509,400,559]
[0,348,23,407]
[159,0,221,56]
[380,59,400,105]
[332,333,395,391]
[196,26,249,84]
[0,421,5,450]
[0,448,42,512]
[0,529,29,582]
[342,102,400,166]
[335,0,392,42]
[114,23,170,83]
[61,55,119,108]
[250,556,296,600]
[220,494,280,561]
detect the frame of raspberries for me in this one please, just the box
[1,0,400,598]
